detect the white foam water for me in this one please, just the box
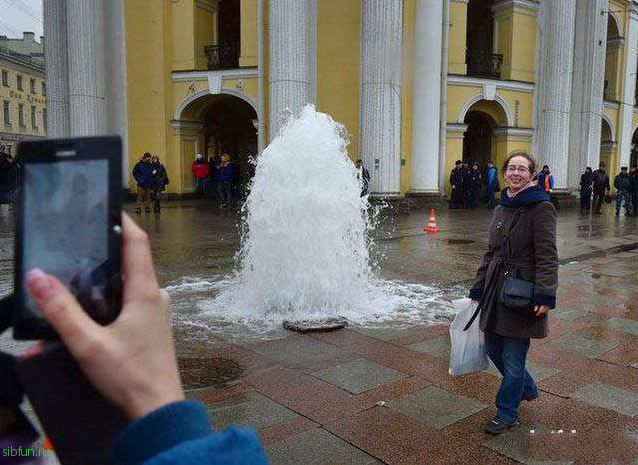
[168,105,455,336]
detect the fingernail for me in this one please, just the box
[27,269,52,300]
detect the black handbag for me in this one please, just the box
[498,208,535,314]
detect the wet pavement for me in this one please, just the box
[1,200,638,463]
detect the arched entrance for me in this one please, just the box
[604,15,622,101]
[631,127,638,167]
[176,92,257,195]
[600,118,615,170]
[462,99,508,167]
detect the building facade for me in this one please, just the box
[45,0,638,196]
[0,32,46,155]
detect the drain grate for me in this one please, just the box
[446,239,475,245]
[178,357,244,389]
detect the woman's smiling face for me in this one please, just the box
[505,155,533,191]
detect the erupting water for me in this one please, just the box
[168,105,455,337]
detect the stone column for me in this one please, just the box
[268,0,312,140]
[359,0,403,196]
[410,0,442,194]
[43,0,70,137]
[568,0,608,188]
[619,4,638,168]
[535,0,576,189]
[66,0,107,136]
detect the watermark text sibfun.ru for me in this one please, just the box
[3,446,53,457]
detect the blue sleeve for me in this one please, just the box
[112,400,268,465]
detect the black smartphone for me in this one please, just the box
[13,136,123,340]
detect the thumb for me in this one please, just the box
[27,269,102,354]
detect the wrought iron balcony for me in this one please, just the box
[204,42,240,70]
[466,49,502,79]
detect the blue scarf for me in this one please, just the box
[499,184,550,208]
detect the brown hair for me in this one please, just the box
[502,150,536,175]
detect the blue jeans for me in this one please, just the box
[484,331,538,423]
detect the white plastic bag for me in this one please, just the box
[448,298,489,376]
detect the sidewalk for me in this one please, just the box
[176,215,638,463]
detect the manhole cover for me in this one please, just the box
[178,357,244,389]
[446,239,475,245]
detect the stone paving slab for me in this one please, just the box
[387,383,487,430]
[312,359,408,394]
[571,382,638,417]
[547,333,619,358]
[206,391,299,431]
[266,428,378,465]
[486,361,560,382]
[350,325,431,342]
[405,335,450,359]
[605,316,638,336]
[550,307,588,321]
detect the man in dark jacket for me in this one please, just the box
[468,162,482,208]
[449,160,464,209]
[592,163,610,214]
[0,152,17,204]
[629,165,638,217]
[579,167,593,212]
[614,166,631,216]
[150,155,169,213]
[461,160,472,208]
[132,153,155,213]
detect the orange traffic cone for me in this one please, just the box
[43,436,54,451]
[424,209,439,233]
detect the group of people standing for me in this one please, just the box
[579,163,638,216]
[132,152,169,213]
[449,160,500,209]
[192,153,239,208]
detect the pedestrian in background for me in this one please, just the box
[217,153,235,208]
[614,166,631,216]
[356,159,370,197]
[461,160,472,208]
[151,155,169,213]
[0,151,17,205]
[132,152,155,213]
[537,165,554,193]
[191,153,210,198]
[485,161,499,209]
[630,165,638,217]
[449,160,464,209]
[579,167,593,212]
[592,163,610,214]
[469,150,557,435]
[468,162,482,209]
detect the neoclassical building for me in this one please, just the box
[44,0,638,197]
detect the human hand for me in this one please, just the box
[533,304,549,317]
[26,213,184,420]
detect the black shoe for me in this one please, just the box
[523,391,538,402]
[485,416,519,435]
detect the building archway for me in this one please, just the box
[605,14,622,101]
[600,118,616,170]
[175,93,258,194]
[462,99,507,167]
[631,127,638,168]
[466,0,499,78]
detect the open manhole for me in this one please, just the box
[446,239,475,245]
[178,357,244,389]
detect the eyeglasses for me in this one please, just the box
[506,165,530,174]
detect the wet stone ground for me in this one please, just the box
[1,200,638,463]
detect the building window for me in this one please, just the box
[3,101,10,126]
[18,104,25,127]
[16,75,23,91]
[43,108,47,131]
[30,78,36,94]
[31,106,36,129]
[1,70,8,87]
[42,82,46,96]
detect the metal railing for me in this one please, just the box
[204,42,240,70]
[466,49,502,79]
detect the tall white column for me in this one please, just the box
[410,0,442,194]
[44,0,70,137]
[66,0,107,136]
[568,0,607,188]
[535,0,576,189]
[619,4,638,168]
[268,0,312,140]
[359,0,403,197]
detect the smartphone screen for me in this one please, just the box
[14,137,122,339]
[21,159,109,320]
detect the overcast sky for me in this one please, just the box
[0,0,43,40]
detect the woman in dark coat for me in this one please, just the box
[469,150,557,435]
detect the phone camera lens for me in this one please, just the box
[113,225,122,235]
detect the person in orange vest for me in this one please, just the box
[191,153,210,198]
[537,165,554,193]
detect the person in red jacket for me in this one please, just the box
[191,154,210,198]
